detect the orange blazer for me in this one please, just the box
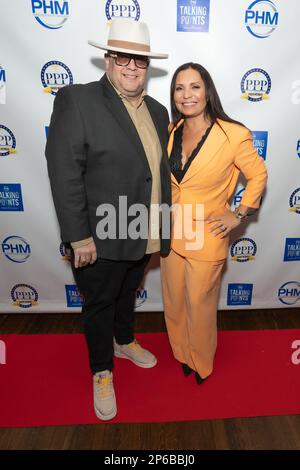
[167,118,268,261]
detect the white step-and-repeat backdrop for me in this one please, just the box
[1,0,300,312]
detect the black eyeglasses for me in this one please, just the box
[107,52,149,69]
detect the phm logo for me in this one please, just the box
[245,0,279,38]
[31,0,70,29]
[278,281,300,306]
[0,65,6,105]
[1,236,31,263]
[241,68,271,102]
[289,188,300,215]
[11,284,39,309]
[59,242,71,261]
[65,285,84,307]
[0,184,24,212]
[252,131,268,160]
[135,287,147,308]
[41,61,73,96]
[297,139,300,159]
[0,125,17,157]
[230,238,257,263]
[105,0,140,21]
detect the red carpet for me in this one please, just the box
[0,330,300,427]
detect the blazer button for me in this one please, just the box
[146,176,152,182]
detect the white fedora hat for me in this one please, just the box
[88,18,168,59]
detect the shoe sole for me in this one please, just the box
[114,350,157,368]
[94,406,117,421]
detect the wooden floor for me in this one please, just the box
[0,308,300,450]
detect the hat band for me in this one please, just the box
[107,39,150,53]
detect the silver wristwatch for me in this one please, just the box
[234,209,247,220]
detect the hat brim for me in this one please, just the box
[88,40,168,59]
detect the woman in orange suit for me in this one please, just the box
[160,63,267,384]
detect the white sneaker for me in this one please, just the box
[114,338,157,368]
[93,370,117,421]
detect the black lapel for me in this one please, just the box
[100,74,150,171]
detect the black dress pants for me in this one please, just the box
[71,254,151,375]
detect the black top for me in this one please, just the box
[169,122,214,183]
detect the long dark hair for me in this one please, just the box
[170,62,245,129]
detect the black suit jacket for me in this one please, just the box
[45,74,171,260]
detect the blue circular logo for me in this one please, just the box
[289,188,300,215]
[59,242,71,260]
[245,0,279,38]
[41,61,73,96]
[2,236,31,263]
[11,284,39,309]
[230,238,257,262]
[241,68,271,102]
[0,125,16,157]
[278,281,300,305]
[105,0,140,21]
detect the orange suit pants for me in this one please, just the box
[160,249,225,378]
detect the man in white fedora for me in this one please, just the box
[45,18,170,421]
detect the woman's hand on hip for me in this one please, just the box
[206,209,241,239]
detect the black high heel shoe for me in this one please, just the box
[181,363,193,376]
[195,372,206,385]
